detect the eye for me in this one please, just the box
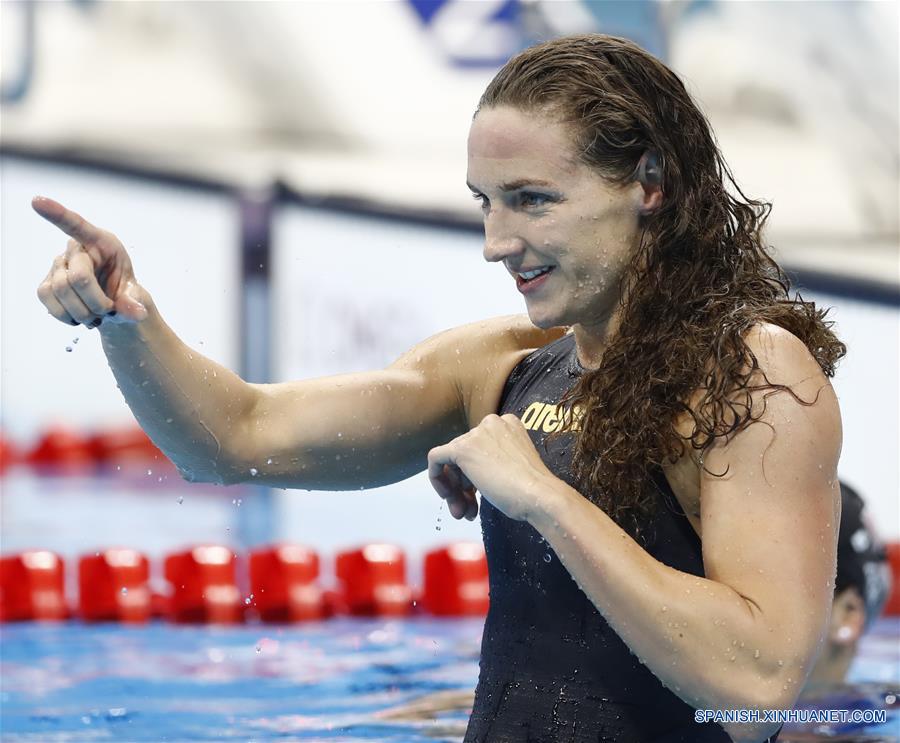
[518,191,552,208]
[471,192,490,210]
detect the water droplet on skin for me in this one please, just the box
[147,469,152,476]
[266,458,273,465]
[337,432,342,438]
[543,553,552,563]
[777,659,784,666]
[177,496,184,504]
[249,468,258,476]
[72,338,79,344]
[661,606,668,612]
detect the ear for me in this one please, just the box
[829,587,867,645]
[636,150,663,214]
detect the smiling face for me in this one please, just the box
[467,106,647,336]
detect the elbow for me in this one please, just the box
[714,663,805,742]
[719,669,803,742]
[210,453,248,486]
[172,452,244,486]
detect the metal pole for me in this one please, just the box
[236,188,276,548]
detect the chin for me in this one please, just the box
[525,305,566,330]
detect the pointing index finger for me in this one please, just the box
[32,196,104,245]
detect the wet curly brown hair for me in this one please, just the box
[479,34,846,541]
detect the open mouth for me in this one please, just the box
[515,266,554,291]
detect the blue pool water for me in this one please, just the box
[0,618,481,742]
[1,617,897,741]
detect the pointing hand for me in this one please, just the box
[34,196,148,327]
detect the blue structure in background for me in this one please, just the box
[580,0,667,58]
[406,0,524,67]
[404,0,719,67]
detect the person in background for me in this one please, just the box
[805,481,891,689]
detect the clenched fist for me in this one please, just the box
[34,196,149,328]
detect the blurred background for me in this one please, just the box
[1,0,898,581]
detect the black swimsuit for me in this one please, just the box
[464,333,780,742]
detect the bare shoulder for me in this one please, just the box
[665,322,841,523]
[678,321,838,424]
[392,315,567,428]
[700,321,843,464]
[744,322,831,386]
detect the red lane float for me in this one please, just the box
[249,544,327,622]
[0,433,20,476]
[164,545,243,624]
[1,542,493,622]
[78,549,151,623]
[423,542,489,616]
[26,426,94,473]
[336,544,413,617]
[87,426,169,471]
[883,541,900,617]
[0,550,68,621]
[10,425,171,475]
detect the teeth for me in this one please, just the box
[519,267,551,280]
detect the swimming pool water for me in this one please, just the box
[1,617,897,741]
[0,618,480,742]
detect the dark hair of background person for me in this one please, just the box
[478,34,847,541]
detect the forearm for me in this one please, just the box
[98,291,255,483]
[528,479,801,737]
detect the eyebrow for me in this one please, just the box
[466,179,558,193]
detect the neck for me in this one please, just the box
[571,304,624,370]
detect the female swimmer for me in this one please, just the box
[35,34,845,743]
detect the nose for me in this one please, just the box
[482,209,526,264]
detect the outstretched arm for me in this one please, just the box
[34,197,551,490]
[33,195,250,482]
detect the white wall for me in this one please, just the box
[817,291,899,536]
